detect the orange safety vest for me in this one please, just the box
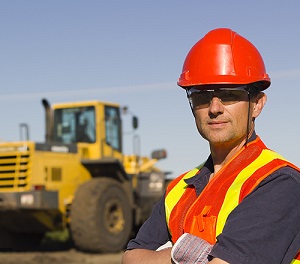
[165,136,300,263]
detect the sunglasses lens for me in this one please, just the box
[188,88,248,109]
[189,91,212,108]
[218,90,248,104]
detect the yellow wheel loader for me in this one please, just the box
[0,99,168,252]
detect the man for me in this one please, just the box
[122,28,300,263]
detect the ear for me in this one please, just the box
[252,92,267,118]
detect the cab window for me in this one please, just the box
[53,106,96,144]
[105,106,122,151]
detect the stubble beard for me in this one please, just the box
[196,121,248,148]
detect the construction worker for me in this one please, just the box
[122,28,300,263]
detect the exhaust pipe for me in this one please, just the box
[41,98,52,142]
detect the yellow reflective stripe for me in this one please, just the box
[291,259,300,264]
[165,164,204,225]
[216,149,286,236]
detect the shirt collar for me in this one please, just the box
[184,131,257,187]
[184,155,213,193]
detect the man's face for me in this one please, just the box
[189,87,266,148]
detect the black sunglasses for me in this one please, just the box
[187,85,250,109]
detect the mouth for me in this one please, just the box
[207,120,228,128]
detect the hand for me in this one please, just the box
[171,233,213,264]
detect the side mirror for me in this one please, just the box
[151,149,167,160]
[132,116,138,130]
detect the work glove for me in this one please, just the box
[171,233,213,264]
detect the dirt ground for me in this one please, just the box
[0,249,123,264]
[0,236,124,264]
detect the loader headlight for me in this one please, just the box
[149,172,164,191]
[21,194,34,206]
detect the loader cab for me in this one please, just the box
[53,106,96,144]
[50,101,123,160]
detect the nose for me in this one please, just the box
[208,96,224,115]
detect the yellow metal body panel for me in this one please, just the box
[31,149,90,214]
[0,100,164,232]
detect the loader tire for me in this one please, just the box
[70,178,132,253]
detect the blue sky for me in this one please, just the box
[0,1,299,177]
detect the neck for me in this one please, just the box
[209,137,246,177]
[209,124,256,177]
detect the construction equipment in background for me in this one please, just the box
[0,98,168,253]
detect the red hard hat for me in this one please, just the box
[178,28,271,90]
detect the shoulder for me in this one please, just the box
[210,166,300,263]
[277,166,300,182]
[259,166,300,188]
[166,165,203,193]
[246,166,300,205]
[166,172,188,192]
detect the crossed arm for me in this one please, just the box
[122,248,172,264]
[122,248,228,264]
[122,233,228,264]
